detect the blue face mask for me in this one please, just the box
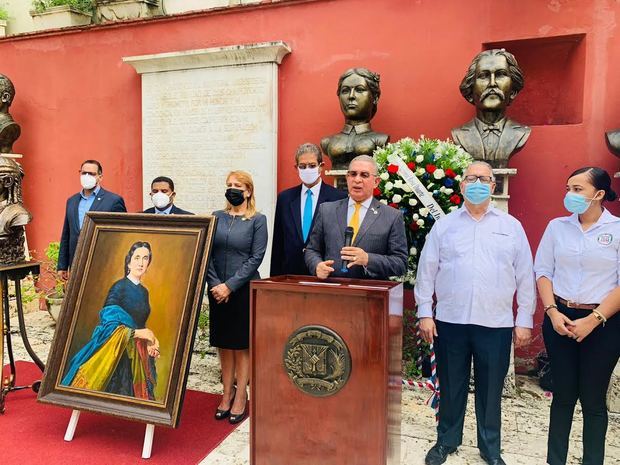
[563,192,594,214]
[464,180,491,205]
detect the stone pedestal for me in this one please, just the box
[491,168,517,213]
[96,0,161,23]
[324,169,347,190]
[124,41,291,278]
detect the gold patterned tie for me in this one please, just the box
[349,202,362,242]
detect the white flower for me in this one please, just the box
[416,219,425,226]
[380,199,388,205]
[402,184,412,193]
[408,277,416,286]
[416,155,424,163]
[449,205,459,212]
[394,180,404,189]
[412,213,419,220]
[409,198,418,206]
[444,188,453,195]
[439,186,446,193]
[416,167,425,176]
[433,169,445,180]
[420,207,430,217]
[392,194,402,204]
[384,181,394,191]
[380,172,389,181]
[455,174,462,182]
[410,247,417,256]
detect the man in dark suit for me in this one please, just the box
[270,143,346,276]
[305,155,408,280]
[451,49,530,168]
[58,160,126,278]
[143,176,193,215]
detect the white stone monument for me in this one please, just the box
[124,41,291,277]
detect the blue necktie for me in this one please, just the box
[302,189,314,242]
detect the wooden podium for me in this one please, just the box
[250,275,403,465]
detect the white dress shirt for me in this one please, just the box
[300,180,322,220]
[415,205,536,328]
[346,196,373,225]
[534,209,620,304]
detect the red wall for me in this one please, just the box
[2,0,619,368]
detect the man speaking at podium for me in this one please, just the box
[304,155,408,280]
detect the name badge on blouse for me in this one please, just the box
[597,233,613,246]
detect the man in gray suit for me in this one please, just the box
[451,49,530,168]
[304,155,408,280]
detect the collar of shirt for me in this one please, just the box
[80,185,101,200]
[301,180,322,199]
[474,117,506,135]
[155,204,174,215]
[348,196,373,210]
[560,208,620,230]
[458,203,500,221]
[127,275,141,286]
[342,123,371,135]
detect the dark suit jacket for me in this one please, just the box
[270,182,346,276]
[304,197,408,280]
[58,188,127,271]
[451,118,530,167]
[143,205,194,215]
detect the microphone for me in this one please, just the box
[340,226,355,273]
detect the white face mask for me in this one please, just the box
[298,167,320,185]
[151,192,171,209]
[80,174,97,190]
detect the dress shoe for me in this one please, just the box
[480,453,506,465]
[228,403,247,424]
[214,388,236,420]
[425,443,457,465]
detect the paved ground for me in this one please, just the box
[6,309,620,465]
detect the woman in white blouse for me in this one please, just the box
[534,166,620,465]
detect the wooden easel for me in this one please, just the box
[64,410,156,459]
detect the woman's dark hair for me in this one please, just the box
[124,241,152,276]
[568,167,618,202]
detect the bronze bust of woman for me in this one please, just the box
[321,68,389,170]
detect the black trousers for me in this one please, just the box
[543,304,620,465]
[434,321,512,460]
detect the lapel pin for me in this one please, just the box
[371,207,378,215]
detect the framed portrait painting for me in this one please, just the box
[38,212,216,427]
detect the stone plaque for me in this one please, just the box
[283,325,352,397]
[124,42,291,276]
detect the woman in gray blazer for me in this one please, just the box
[207,170,267,424]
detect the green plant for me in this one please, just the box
[196,303,210,358]
[0,5,9,21]
[32,0,95,15]
[39,241,65,298]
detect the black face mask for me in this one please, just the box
[225,188,246,207]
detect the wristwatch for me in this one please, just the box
[543,304,558,313]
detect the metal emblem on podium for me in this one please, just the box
[283,325,351,397]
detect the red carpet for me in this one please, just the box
[1,362,242,464]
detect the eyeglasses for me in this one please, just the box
[79,170,98,176]
[346,170,376,179]
[298,163,320,169]
[463,175,494,184]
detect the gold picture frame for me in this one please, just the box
[38,212,216,427]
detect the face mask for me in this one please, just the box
[298,167,320,185]
[225,188,246,207]
[464,180,491,205]
[564,192,595,214]
[80,174,97,190]
[151,192,171,210]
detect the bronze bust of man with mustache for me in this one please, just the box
[451,49,530,168]
[321,68,389,171]
[0,74,20,154]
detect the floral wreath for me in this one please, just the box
[374,137,473,285]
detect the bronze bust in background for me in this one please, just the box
[321,68,389,170]
[605,129,620,158]
[0,156,31,264]
[451,49,530,168]
[0,74,21,154]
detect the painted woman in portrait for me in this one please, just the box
[61,241,160,401]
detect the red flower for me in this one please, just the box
[387,164,399,174]
[407,161,416,170]
[450,194,461,205]
[426,164,437,174]
[409,222,419,231]
[445,168,456,178]
[373,187,381,197]
[388,202,399,209]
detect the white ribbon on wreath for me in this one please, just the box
[386,153,446,220]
